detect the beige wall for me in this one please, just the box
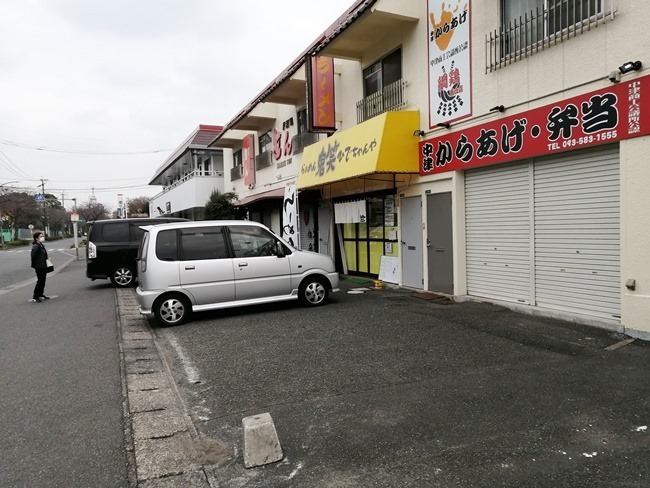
[620,136,650,337]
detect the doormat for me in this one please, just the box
[346,277,374,285]
[412,292,454,304]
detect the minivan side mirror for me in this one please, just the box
[275,242,286,258]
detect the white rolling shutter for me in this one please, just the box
[465,163,532,304]
[534,147,620,319]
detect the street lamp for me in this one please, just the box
[0,181,19,247]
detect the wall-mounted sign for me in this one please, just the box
[427,0,472,128]
[282,183,298,247]
[420,75,650,174]
[307,55,336,133]
[243,134,255,187]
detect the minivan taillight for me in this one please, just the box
[88,241,97,259]
[140,259,146,273]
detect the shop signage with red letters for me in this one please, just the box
[420,75,650,175]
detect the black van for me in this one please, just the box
[86,218,190,287]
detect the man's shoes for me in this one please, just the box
[40,296,50,300]
[32,297,42,303]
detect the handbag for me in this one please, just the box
[46,258,54,273]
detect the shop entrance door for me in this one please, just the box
[400,196,423,289]
[426,192,453,294]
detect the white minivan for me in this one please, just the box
[135,220,339,326]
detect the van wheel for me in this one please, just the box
[154,293,190,326]
[110,266,135,287]
[299,276,329,307]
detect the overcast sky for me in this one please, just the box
[0,0,354,210]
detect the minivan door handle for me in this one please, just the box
[238,262,248,267]
[184,265,195,270]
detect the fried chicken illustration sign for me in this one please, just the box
[428,1,472,128]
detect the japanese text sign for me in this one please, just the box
[428,0,472,128]
[243,134,255,186]
[307,56,336,132]
[420,75,650,175]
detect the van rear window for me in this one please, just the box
[102,222,129,242]
[156,230,178,261]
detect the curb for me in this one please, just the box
[115,289,218,487]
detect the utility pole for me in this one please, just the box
[40,178,49,236]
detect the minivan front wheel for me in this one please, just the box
[153,293,190,326]
[110,266,135,288]
[299,276,329,307]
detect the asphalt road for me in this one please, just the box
[147,280,650,487]
[0,236,82,289]
[0,253,129,487]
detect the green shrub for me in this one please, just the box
[3,240,30,248]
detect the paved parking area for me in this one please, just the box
[123,278,650,487]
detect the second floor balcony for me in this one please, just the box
[150,169,225,215]
[231,165,243,181]
[292,131,320,155]
[255,150,273,170]
[356,79,407,124]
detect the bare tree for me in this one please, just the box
[0,191,40,239]
[77,201,109,222]
[127,196,150,217]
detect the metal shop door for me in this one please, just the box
[400,196,423,289]
[426,192,453,294]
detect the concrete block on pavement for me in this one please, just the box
[242,412,283,468]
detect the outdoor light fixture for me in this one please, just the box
[490,105,505,113]
[157,206,163,214]
[619,61,642,74]
[437,123,451,129]
[413,130,425,137]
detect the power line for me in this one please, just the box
[0,139,174,155]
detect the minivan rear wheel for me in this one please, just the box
[110,266,135,288]
[299,276,329,307]
[153,293,190,326]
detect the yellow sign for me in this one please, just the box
[297,111,420,189]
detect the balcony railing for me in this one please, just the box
[356,79,407,123]
[230,165,243,181]
[292,132,320,155]
[151,169,224,199]
[255,150,273,170]
[486,0,616,73]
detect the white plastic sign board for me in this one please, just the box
[378,256,400,284]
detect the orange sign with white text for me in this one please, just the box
[308,56,336,132]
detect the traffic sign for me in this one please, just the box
[71,212,79,222]
[35,194,45,202]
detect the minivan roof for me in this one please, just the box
[140,220,267,231]
[90,217,190,224]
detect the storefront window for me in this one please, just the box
[338,194,398,276]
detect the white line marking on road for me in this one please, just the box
[165,331,201,385]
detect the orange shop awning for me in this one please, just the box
[297,111,420,189]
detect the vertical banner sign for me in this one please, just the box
[117,193,124,218]
[242,134,255,187]
[282,183,299,247]
[419,75,650,174]
[307,56,336,132]
[428,0,472,129]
